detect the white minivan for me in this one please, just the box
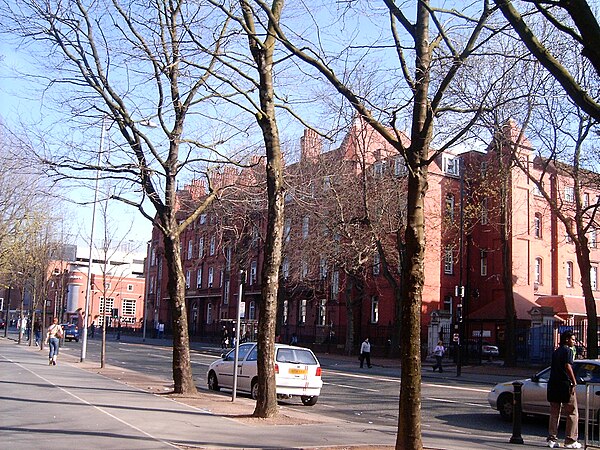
[207,342,323,406]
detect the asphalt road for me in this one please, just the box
[48,334,553,446]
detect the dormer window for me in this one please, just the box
[443,156,460,176]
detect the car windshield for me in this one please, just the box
[276,348,317,365]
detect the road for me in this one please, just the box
[57,335,549,444]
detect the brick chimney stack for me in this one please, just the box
[300,129,322,162]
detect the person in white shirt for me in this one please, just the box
[360,338,372,368]
[45,317,63,365]
[432,340,445,372]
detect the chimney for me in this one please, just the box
[301,129,322,162]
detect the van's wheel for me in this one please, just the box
[251,379,259,400]
[301,395,318,406]
[207,372,220,391]
[497,393,513,421]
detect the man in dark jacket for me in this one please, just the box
[546,330,580,449]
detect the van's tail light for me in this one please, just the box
[275,363,279,374]
[316,367,322,377]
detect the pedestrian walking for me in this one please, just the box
[432,340,445,372]
[33,320,42,347]
[359,337,372,368]
[45,317,64,366]
[221,326,229,348]
[546,330,581,449]
[158,321,165,339]
[90,321,95,339]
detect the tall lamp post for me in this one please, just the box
[80,118,105,363]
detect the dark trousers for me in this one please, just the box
[433,355,443,372]
[360,352,371,368]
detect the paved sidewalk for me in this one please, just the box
[1,335,543,449]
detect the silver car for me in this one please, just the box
[207,342,323,406]
[488,359,600,421]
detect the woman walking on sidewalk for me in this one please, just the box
[432,340,445,372]
[45,317,63,365]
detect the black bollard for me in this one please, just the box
[509,381,524,444]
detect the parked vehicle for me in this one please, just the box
[488,359,600,421]
[467,340,499,359]
[0,318,5,329]
[207,343,323,406]
[62,324,80,342]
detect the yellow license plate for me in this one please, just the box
[289,368,307,375]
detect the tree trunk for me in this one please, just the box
[163,233,196,395]
[246,0,286,417]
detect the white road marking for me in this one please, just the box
[327,370,488,393]
[425,397,488,408]
[324,382,379,392]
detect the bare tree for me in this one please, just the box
[259,2,501,446]
[494,0,600,121]
[0,0,250,394]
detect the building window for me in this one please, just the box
[584,193,590,207]
[200,214,207,225]
[590,228,597,248]
[187,240,193,259]
[331,271,339,300]
[209,235,216,255]
[373,160,386,177]
[208,267,214,288]
[127,284,134,291]
[250,261,257,285]
[149,276,155,294]
[317,299,326,326]
[591,266,598,291]
[443,295,452,314]
[323,176,332,191]
[394,156,407,176]
[282,257,289,279]
[319,257,328,279]
[565,186,574,203]
[373,251,381,275]
[252,226,260,246]
[443,156,459,176]
[566,261,574,287]
[534,213,542,239]
[196,268,202,288]
[535,258,542,285]
[225,246,232,270]
[301,259,309,279]
[99,297,114,326]
[219,268,224,287]
[122,299,136,316]
[302,217,309,239]
[444,246,454,274]
[480,161,487,177]
[282,300,288,325]
[206,303,213,324]
[284,219,291,242]
[151,248,156,266]
[249,301,256,320]
[370,296,379,324]
[480,250,487,276]
[299,299,307,324]
[185,270,191,289]
[445,194,455,222]
[223,280,229,305]
[533,182,544,197]
[481,198,488,225]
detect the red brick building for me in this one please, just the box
[147,119,600,359]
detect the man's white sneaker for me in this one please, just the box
[547,440,560,448]
[564,442,582,449]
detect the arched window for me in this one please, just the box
[206,303,213,324]
[248,301,256,320]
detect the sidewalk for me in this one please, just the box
[1,335,541,449]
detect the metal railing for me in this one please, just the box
[585,383,600,449]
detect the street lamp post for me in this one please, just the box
[80,118,105,363]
